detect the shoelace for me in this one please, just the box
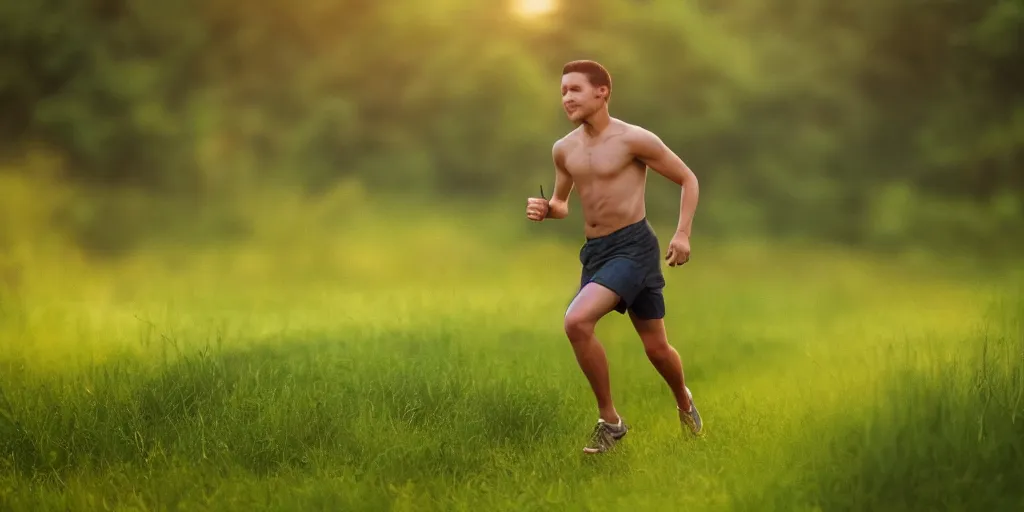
[589,422,612,444]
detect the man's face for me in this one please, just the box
[561,72,607,123]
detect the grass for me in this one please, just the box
[1,196,1022,510]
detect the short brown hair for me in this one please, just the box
[562,60,612,97]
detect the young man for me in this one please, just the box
[525,60,703,454]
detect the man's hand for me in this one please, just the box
[526,197,550,221]
[665,231,691,267]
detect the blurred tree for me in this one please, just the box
[0,0,1020,255]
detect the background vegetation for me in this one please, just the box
[1,0,1022,259]
[1,0,1022,510]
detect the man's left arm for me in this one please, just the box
[629,128,699,266]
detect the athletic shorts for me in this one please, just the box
[577,217,666,320]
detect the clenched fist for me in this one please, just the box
[526,197,549,221]
[665,231,691,267]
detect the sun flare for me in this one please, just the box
[512,0,558,19]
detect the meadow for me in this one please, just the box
[1,189,1022,511]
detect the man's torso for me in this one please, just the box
[556,119,649,239]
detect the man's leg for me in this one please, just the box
[628,311,691,412]
[564,282,622,424]
[628,293,703,436]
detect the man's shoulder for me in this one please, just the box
[614,119,660,143]
[552,129,581,154]
[555,127,583,145]
[612,120,664,156]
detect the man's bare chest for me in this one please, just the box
[564,142,639,181]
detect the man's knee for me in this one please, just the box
[564,282,621,342]
[644,338,674,361]
[564,311,595,342]
[630,314,674,359]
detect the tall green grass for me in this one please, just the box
[1,185,1021,510]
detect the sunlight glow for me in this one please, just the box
[512,0,558,19]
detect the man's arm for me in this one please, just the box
[629,128,698,236]
[527,140,574,222]
[546,140,574,219]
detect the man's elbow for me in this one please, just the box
[655,158,694,187]
[680,167,698,188]
[549,199,569,219]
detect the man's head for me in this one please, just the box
[560,60,612,123]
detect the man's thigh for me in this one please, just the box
[567,281,624,323]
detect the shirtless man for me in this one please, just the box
[525,60,703,454]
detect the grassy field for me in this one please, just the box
[1,197,1022,511]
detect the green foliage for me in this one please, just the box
[0,210,1020,510]
[1,0,1022,256]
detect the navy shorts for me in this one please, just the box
[576,217,666,320]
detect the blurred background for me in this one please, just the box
[1,0,1022,279]
[2,4,1023,508]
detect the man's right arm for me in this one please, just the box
[545,140,573,219]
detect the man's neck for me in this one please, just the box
[582,109,611,137]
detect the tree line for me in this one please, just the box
[1,0,1021,255]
